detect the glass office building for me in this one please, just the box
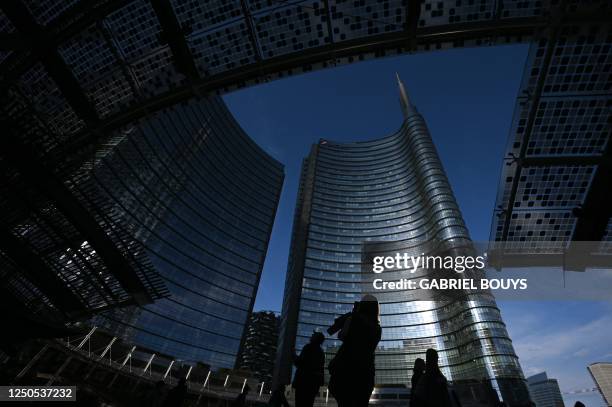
[91,96,284,369]
[275,77,529,403]
[526,372,565,407]
[237,311,280,384]
[588,363,612,407]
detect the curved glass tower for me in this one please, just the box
[275,77,528,403]
[91,96,284,368]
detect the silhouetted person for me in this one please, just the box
[328,295,382,407]
[451,387,463,407]
[293,331,325,407]
[410,358,426,407]
[574,402,585,407]
[233,384,250,407]
[268,385,290,407]
[327,301,360,336]
[414,348,452,407]
[163,378,187,407]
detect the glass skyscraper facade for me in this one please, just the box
[526,372,565,407]
[90,96,284,369]
[237,311,280,385]
[275,78,529,403]
[588,363,612,407]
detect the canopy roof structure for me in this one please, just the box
[0,0,610,328]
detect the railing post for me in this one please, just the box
[120,346,135,372]
[108,346,136,388]
[85,336,116,381]
[163,360,175,379]
[202,370,211,390]
[15,344,48,381]
[98,337,117,361]
[195,370,212,405]
[142,354,156,376]
[46,357,73,386]
[77,326,97,350]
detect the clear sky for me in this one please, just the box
[223,44,609,405]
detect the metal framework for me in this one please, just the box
[0,116,168,327]
[498,19,563,244]
[571,141,612,242]
[150,0,199,81]
[0,0,609,343]
[12,327,279,404]
[238,0,263,62]
[489,1,611,263]
[27,16,553,173]
[1,1,99,124]
[0,228,84,315]
[1,132,158,305]
[1,1,607,166]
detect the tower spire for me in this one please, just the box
[396,73,416,118]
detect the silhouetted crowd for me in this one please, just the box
[136,294,588,407]
[274,294,588,407]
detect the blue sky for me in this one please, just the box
[223,44,609,405]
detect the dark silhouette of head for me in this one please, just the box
[243,384,251,394]
[155,380,165,389]
[359,294,379,322]
[425,348,440,372]
[413,357,425,373]
[310,331,325,345]
[178,378,186,387]
[574,402,585,407]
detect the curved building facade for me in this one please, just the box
[275,78,528,403]
[90,95,284,368]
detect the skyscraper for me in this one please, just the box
[275,76,529,404]
[237,311,280,384]
[90,96,284,369]
[527,372,565,407]
[588,363,612,407]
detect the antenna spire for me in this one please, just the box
[396,73,416,118]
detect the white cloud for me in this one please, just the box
[573,348,589,358]
[507,310,612,392]
[513,314,612,359]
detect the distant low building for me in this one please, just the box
[588,363,612,406]
[237,311,280,385]
[527,372,564,407]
